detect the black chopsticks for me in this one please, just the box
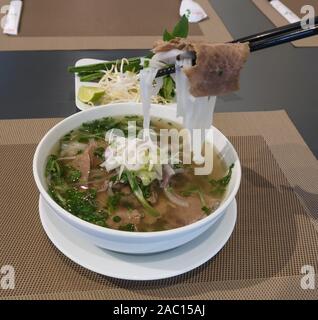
[232,16,318,44]
[155,16,318,78]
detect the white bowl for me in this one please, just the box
[33,103,241,254]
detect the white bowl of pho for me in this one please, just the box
[33,103,241,254]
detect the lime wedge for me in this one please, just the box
[78,86,105,103]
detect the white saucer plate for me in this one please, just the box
[39,196,237,281]
[74,58,106,111]
[74,58,177,111]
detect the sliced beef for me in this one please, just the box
[153,39,250,97]
[112,183,131,195]
[70,148,90,184]
[88,140,107,168]
[153,37,190,52]
[184,42,250,97]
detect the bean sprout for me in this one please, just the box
[89,58,171,106]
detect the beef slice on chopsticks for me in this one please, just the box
[153,38,250,97]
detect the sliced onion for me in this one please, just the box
[97,180,109,193]
[57,156,76,161]
[107,181,114,196]
[160,164,175,188]
[164,188,189,208]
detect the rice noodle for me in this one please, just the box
[139,67,159,130]
[160,164,175,188]
[141,51,217,167]
[175,58,192,118]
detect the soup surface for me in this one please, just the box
[46,116,233,232]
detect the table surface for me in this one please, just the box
[0,0,317,158]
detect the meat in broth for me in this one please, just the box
[45,116,233,232]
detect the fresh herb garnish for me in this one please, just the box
[68,57,143,75]
[107,193,121,213]
[48,186,66,207]
[112,216,121,223]
[93,147,105,160]
[163,14,189,41]
[110,175,119,182]
[163,29,174,42]
[45,155,62,183]
[77,136,89,143]
[79,209,108,227]
[140,183,151,199]
[181,186,211,215]
[122,171,160,217]
[209,164,234,195]
[201,206,211,215]
[143,59,150,68]
[62,131,73,142]
[65,166,81,183]
[65,188,97,216]
[159,75,175,102]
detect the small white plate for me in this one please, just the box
[74,58,177,111]
[39,196,237,281]
[74,58,107,111]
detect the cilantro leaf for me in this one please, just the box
[162,15,189,41]
[172,14,189,39]
[209,164,234,195]
[163,29,174,41]
[159,75,175,101]
[107,193,122,214]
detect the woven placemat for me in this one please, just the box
[252,0,318,47]
[1,110,318,300]
[0,0,232,51]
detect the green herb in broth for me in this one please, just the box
[107,193,121,214]
[122,171,160,217]
[201,206,211,215]
[65,188,97,215]
[112,216,121,223]
[93,147,105,160]
[62,131,73,142]
[65,166,81,183]
[140,183,151,199]
[45,155,62,182]
[180,186,211,215]
[48,186,66,207]
[79,209,108,227]
[110,175,119,182]
[45,116,232,232]
[163,14,189,41]
[159,75,175,101]
[209,163,234,195]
